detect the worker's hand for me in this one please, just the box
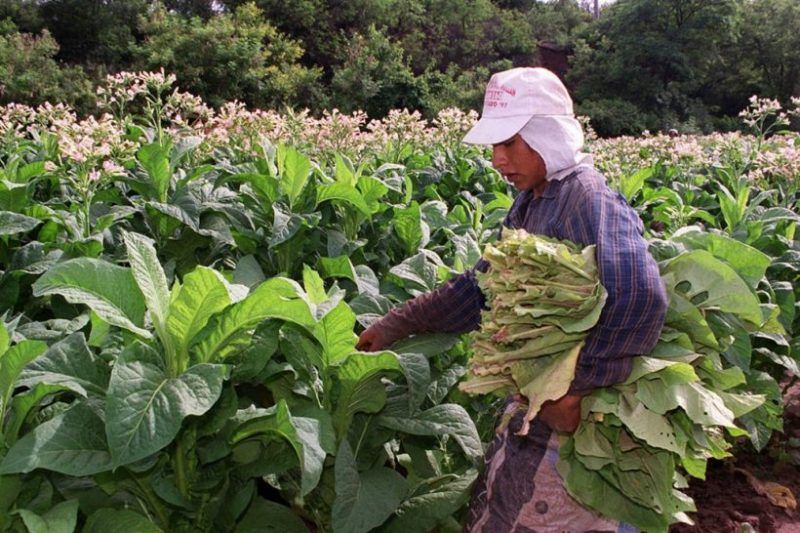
[356,322,397,352]
[538,394,583,434]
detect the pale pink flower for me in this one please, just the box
[102,160,125,175]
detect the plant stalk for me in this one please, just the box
[174,435,190,498]
[131,472,170,529]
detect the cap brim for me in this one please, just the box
[462,114,532,145]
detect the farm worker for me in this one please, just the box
[357,67,668,532]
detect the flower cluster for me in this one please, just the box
[49,113,135,166]
[590,132,758,183]
[747,135,800,184]
[96,70,178,108]
[3,74,797,191]
[738,95,791,137]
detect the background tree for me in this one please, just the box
[330,25,427,116]
[568,0,743,135]
[0,19,93,111]
[739,0,800,102]
[135,2,322,109]
[0,0,796,135]
[36,0,149,67]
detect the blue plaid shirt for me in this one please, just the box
[389,167,668,393]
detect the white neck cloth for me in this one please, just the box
[518,115,593,181]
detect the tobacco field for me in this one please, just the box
[0,72,798,532]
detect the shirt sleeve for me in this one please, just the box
[567,187,668,393]
[384,260,487,335]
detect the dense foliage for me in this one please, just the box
[1,0,799,134]
[0,74,797,530]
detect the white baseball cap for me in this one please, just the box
[462,67,575,145]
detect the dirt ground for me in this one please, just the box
[671,379,800,533]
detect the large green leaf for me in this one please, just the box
[358,175,389,213]
[193,277,314,363]
[664,293,718,350]
[32,258,148,337]
[451,232,482,271]
[388,253,439,293]
[0,339,47,414]
[332,441,407,533]
[137,142,172,202]
[124,232,170,337]
[320,255,357,282]
[231,401,326,496]
[381,471,477,533]
[302,265,327,305]
[661,250,763,325]
[9,242,62,275]
[313,301,357,367]
[269,204,303,248]
[167,266,232,358]
[17,161,46,182]
[513,343,582,433]
[0,211,40,236]
[0,323,8,357]
[637,379,735,427]
[717,390,764,418]
[389,333,460,358]
[334,153,357,186]
[707,312,752,371]
[7,383,71,446]
[223,172,278,203]
[234,255,267,289]
[610,446,677,514]
[396,352,431,414]
[17,499,78,533]
[146,200,199,232]
[277,145,312,209]
[332,352,401,436]
[83,508,163,533]
[17,333,109,398]
[772,281,796,332]
[616,392,683,454]
[624,357,694,384]
[618,166,652,202]
[738,371,783,450]
[316,183,371,217]
[558,441,671,532]
[0,402,113,476]
[0,181,30,212]
[670,227,770,288]
[280,324,325,374]
[393,202,424,254]
[378,404,482,461]
[235,498,308,533]
[106,345,228,466]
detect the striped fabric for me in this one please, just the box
[386,166,668,393]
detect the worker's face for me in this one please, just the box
[491,134,547,194]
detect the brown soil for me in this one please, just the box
[671,379,800,533]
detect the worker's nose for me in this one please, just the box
[492,146,507,170]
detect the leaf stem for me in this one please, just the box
[131,471,170,529]
[175,435,190,498]
[353,415,372,459]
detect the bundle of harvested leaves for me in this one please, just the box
[461,227,776,532]
[557,230,774,531]
[459,229,607,434]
